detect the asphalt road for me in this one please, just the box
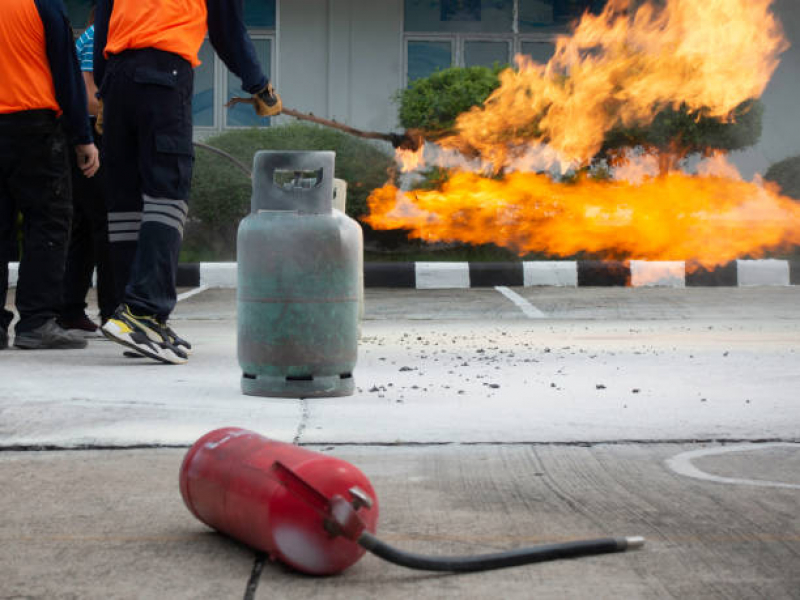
[1,286,799,599]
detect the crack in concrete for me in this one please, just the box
[292,398,310,445]
[0,438,797,452]
[243,553,267,600]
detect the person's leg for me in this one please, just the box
[7,118,85,349]
[99,51,189,364]
[124,51,194,321]
[0,182,16,347]
[101,60,142,314]
[10,124,72,333]
[59,154,96,326]
[87,134,116,323]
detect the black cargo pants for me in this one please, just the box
[61,126,116,322]
[100,48,194,320]
[0,111,72,335]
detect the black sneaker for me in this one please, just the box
[101,304,188,365]
[58,314,101,337]
[13,318,88,350]
[159,320,192,356]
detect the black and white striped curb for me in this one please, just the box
[8,259,799,289]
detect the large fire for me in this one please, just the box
[366,0,798,266]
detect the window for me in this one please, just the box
[404,0,604,82]
[191,0,276,132]
[64,0,94,29]
[407,40,454,82]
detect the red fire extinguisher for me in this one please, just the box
[180,428,644,576]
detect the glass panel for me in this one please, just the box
[193,41,215,127]
[520,41,556,64]
[64,0,94,29]
[519,0,555,29]
[244,0,276,28]
[464,41,509,69]
[519,0,605,32]
[226,39,272,127]
[407,41,453,82]
[404,0,513,33]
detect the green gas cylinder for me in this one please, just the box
[237,151,362,397]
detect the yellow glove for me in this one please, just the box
[252,83,282,117]
[95,99,103,136]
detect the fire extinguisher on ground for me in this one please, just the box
[180,428,644,576]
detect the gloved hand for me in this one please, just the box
[95,99,104,135]
[252,83,282,117]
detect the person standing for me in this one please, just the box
[59,7,117,334]
[94,0,281,365]
[0,0,100,351]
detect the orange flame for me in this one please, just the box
[366,0,797,267]
[365,162,800,267]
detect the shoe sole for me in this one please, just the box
[13,338,87,350]
[101,322,187,365]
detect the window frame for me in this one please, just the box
[402,0,581,84]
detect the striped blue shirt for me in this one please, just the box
[75,25,94,72]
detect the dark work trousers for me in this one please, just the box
[61,127,116,322]
[100,49,194,320]
[0,111,72,335]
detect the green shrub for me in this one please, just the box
[396,65,504,135]
[765,155,800,200]
[184,123,394,261]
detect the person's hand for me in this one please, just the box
[95,99,103,135]
[75,143,100,178]
[252,83,282,117]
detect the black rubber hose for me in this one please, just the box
[358,532,644,573]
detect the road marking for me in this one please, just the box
[494,286,547,319]
[177,285,209,302]
[666,443,800,490]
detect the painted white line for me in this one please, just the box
[737,259,790,286]
[177,285,210,302]
[665,443,800,490]
[494,286,547,319]
[415,262,470,289]
[200,262,237,288]
[630,260,685,287]
[523,261,577,286]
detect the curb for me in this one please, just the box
[8,259,799,290]
[185,259,798,289]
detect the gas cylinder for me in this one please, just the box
[237,151,362,398]
[179,427,379,575]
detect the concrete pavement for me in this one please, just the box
[1,286,799,598]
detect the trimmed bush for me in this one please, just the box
[396,65,504,135]
[184,123,394,261]
[765,155,800,200]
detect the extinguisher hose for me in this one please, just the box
[357,532,644,573]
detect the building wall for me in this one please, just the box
[277,0,404,133]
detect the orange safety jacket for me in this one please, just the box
[0,0,60,115]
[104,0,208,67]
